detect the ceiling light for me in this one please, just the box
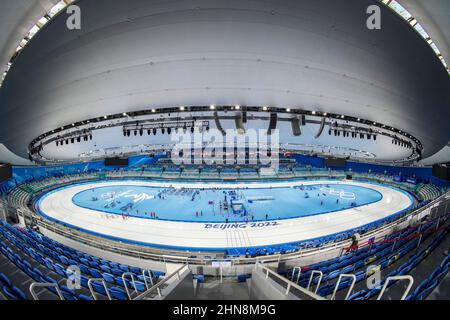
[235,105,240,110]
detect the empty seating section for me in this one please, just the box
[282,217,449,300]
[0,220,164,300]
[226,201,426,258]
[3,165,440,260]
[406,253,449,300]
[346,227,449,300]
[417,183,443,201]
[290,225,424,288]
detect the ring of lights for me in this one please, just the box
[28,106,423,164]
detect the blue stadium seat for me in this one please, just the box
[0,273,12,288]
[102,273,115,284]
[89,268,102,278]
[54,263,67,277]
[59,255,70,265]
[109,287,128,300]
[80,275,90,288]
[327,270,340,281]
[342,264,355,274]
[100,265,111,273]
[111,268,123,276]
[91,280,108,296]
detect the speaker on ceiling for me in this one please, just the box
[267,113,278,135]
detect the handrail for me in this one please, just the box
[255,262,325,300]
[291,266,301,283]
[306,270,323,294]
[29,282,64,300]
[377,275,414,300]
[134,264,189,300]
[330,274,357,300]
[87,278,112,300]
[142,269,154,289]
[122,272,138,300]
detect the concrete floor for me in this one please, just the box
[194,279,250,300]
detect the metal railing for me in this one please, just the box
[87,278,112,300]
[377,275,414,300]
[330,274,357,300]
[134,264,189,300]
[306,270,323,294]
[142,269,155,289]
[291,266,301,283]
[29,282,64,300]
[122,272,140,300]
[255,262,325,300]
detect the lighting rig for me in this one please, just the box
[122,120,210,137]
[54,129,93,147]
[28,105,423,164]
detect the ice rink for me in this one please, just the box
[35,180,414,251]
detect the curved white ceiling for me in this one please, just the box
[0,0,449,161]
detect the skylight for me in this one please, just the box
[381,0,449,75]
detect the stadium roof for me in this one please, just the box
[0,0,449,162]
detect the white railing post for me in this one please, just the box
[142,269,154,289]
[377,275,414,300]
[88,278,112,300]
[133,264,188,300]
[255,262,325,300]
[306,270,323,294]
[330,274,357,300]
[122,272,138,300]
[285,283,291,295]
[29,282,64,300]
[291,266,301,283]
